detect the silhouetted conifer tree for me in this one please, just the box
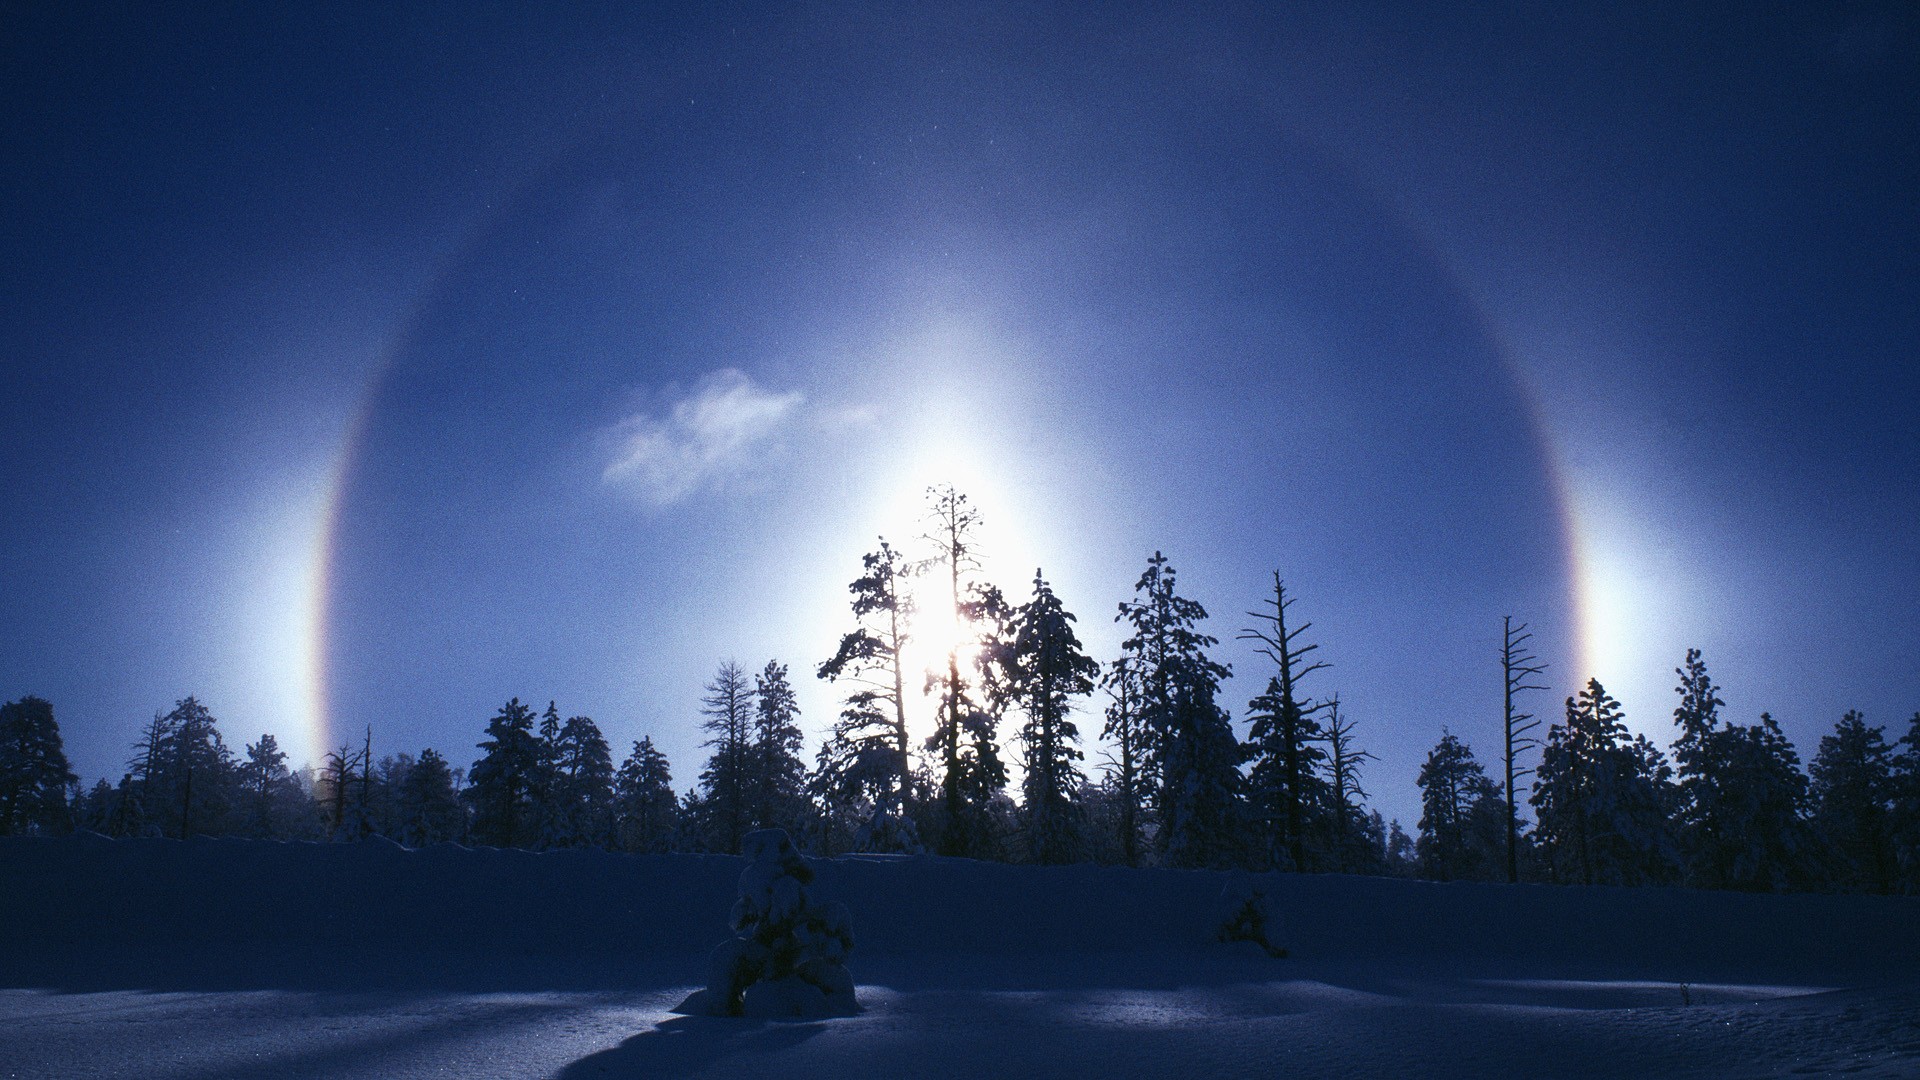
[817,540,918,821]
[468,698,540,847]
[398,748,463,845]
[699,661,756,855]
[1320,697,1377,873]
[1117,552,1242,869]
[152,697,237,839]
[750,662,808,834]
[1416,731,1505,881]
[0,696,76,835]
[549,715,615,847]
[1009,570,1098,864]
[1099,656,1152,867]
[1894,713,1920,894]
[1241,574,1328,870]
[1531,680,1677,886]
[614,736,679,853]
[1810,711,1897,893]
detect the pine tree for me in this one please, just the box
[1416,731,1504,881]
[750,662,808,834]
[1240,574,1328,871]
[1500,617,1547,883]
[1810,711,1897,893]
[817,540,918,817]
[397,748,464,845]
[0,696,76,835]
[1530,680,1677,886]
[1116,552,1242,869]
[614,736,679,853]
[467,698,540,847]
[1008,570,1099,864]
[699,661,756,855]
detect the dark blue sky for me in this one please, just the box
[5,2,1915,829]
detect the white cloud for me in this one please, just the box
[602,369,803,504]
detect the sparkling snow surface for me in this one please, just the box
[3,837,1917,1079]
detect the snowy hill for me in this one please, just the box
[3,835,1918,1078]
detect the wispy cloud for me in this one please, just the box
[602,369,803,504]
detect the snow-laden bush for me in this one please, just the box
[684,828,858,1019]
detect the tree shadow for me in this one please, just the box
[558,1013,829,1079]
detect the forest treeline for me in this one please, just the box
[4,485,1918,895]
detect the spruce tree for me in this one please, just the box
[614,736,679,853]
[1116,552,1242,869]
[1240,574,1328,871]
[1008,570,1099,864]
[468,698,540,847]
[699,661,756,854]
[1810,711,1897,893]
[0,696,76,835]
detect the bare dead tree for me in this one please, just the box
[1501,616,1548,883]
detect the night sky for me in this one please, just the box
[5,3,1916,830]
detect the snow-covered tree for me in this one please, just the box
[0,696,76,835]
[468,698,540,847]
[1810,711,1897,893]
[397,748,464,845]
[1008,570,1098,864]
[1117,552,1243,869]
[695,828,856,1018]
[542,715,613,847]
[1415,731,1505,881]
[613,736,678,853]
[149,697,238,839]
[1240,573,1328,870]
[749,662,808,834]
[239,733,314,839]
[1530,679,1678,886]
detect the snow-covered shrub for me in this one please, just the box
[688,828,858,1019]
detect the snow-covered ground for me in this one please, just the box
[4,835,1917,1078]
